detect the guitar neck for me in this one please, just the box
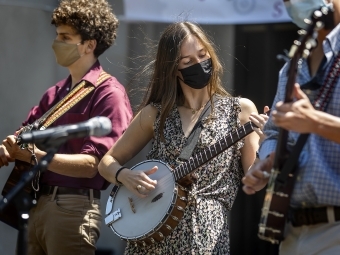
[272,32,307,169]
[173,121,256,181]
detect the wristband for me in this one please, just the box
[115,166,128,185]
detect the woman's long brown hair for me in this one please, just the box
[140,22,231,139]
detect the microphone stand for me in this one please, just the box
[0,136,69,255]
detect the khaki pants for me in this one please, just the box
[27,190,101,255]
[280,221,340,255]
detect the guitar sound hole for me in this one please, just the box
[151,193,164,203]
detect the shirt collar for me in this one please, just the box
[81,60,103,87]
[298,23,340,82]
[323,23,340,60]
[55,60,103,89]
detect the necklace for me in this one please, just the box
[183,104,205,114]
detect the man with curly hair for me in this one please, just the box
[0,0,132,254]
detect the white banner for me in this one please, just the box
[0,0,57,11]
[122,0,291,24]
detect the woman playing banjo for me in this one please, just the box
[98,21,268,254]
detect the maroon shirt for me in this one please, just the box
[22,61,132,190]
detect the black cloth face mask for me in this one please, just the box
[178,58,212,89]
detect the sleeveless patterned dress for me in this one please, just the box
[125,96,244,255]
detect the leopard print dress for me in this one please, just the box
[125,96,244,255]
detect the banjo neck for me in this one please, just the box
[173,121,256,181]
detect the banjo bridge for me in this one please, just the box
[128,197,136,213]
[105,208,122,226]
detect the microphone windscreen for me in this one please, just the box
[90,116,112,137]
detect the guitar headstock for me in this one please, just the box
[285,6,334,103]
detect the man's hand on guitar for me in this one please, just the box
[2,135,40,164]
[242,153,274,195]
[118,166,158,198]
[0,144,14,167]
[272,84,315,133]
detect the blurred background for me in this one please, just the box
[0,0,298,254]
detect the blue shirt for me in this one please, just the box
[259,24,340,208]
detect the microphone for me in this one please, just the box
[18,116,112,145]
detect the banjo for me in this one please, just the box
[257,6,334,244]
[105,119,259,246]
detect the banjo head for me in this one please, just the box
[105,160,178,241]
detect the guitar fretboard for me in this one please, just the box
[173,121,256,181]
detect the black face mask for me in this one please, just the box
[178,58,212,89]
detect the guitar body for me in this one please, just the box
[105,160,187,246]
[2,160,33,197]
[2,123,36,198]
[0,124,36,229]
[0,160,34,229]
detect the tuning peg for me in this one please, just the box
[302,49,310,59]
[306,38,317,50]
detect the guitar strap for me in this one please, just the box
[32,71,111,130]
[178,95,219,161]
[276,52,340,187]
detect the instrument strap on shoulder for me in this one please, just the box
[178,95,218,161]
[39,71,111,129]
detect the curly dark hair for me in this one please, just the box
[51,0,119,57]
